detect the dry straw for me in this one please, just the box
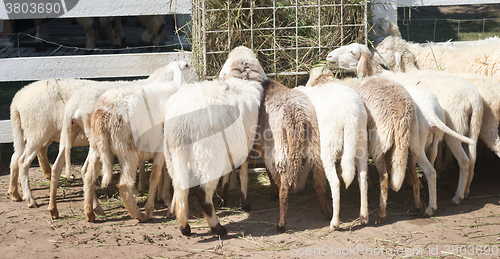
[190,0,367,86]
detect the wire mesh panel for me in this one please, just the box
[191,0,367,86]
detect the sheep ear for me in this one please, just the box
[394,51,402,71]
[172,65,185,86]
[357,54,368,79]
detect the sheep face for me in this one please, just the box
[326,43,364,73]
[219,46,267,82]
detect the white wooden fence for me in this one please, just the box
[0,0,192,163]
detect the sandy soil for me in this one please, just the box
[1,153,500,259]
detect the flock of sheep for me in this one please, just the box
[6,17,500,237]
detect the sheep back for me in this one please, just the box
[256,80,320,190]
[163,77,263,190]
[355,76,417,191]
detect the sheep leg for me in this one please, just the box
[444,136,470,205]
[18,146,40,208]
[38,142,52,180]
[76,18,97,50]
[159,165,172,206]
[229,168,238,190]
[8,150,22,202]
[63,123,81,178]
[266,167,279,200]
[197,179,227,237]
[464,139,477,199]
[84,149,100,222]
[48,148,66,219]
[417,151,437,216]
[312,160,334,228]
[145,153,164,218]
[219,172,230,207]
[219,167,239,207]
[407,152,422,213]
[426,134,441,167]
[295,158,312,193]
[374,155,389,224]
[356,156,369,225]
[137,160,147,192]
[277,172,289,233]
[108,17,124,47]
[156,167,164,202]
[434,142,445,174]
[479,116,500,158]
[239,160,251,212]
[117,159,149,223]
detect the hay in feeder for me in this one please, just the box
[189,0,367,86]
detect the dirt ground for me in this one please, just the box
[1,150,500,259]
[2,4,500,259]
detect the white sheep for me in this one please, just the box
[246,78,332,233]
[327,43,482,207]
[376,33,500,81]
[82,61,187,223]
[47,61,188,219]
[162,46,266,237]
[369,17,402,46]
[375,36,500,198]
[296,67,369,229]
[307,60,419,224]
[351,75,419,224]
[9,79,92,208]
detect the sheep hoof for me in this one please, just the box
[359,215,369,225]
[9,190,22,202]
[86,212,96,222]
[413,206,423,213]
[276,223,287,234]
[94,205,105,216]
[28,199,39,208]
[49,208,59,219]
[375,215,385,224]
[424,207,435,217]
[43,173,51,180]
[180,224,191,236]
[240,198,251,212]
[137,213,149,223]
[211,223,227,237]
[451,197,462,205]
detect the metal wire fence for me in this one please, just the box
[191,0,368,86]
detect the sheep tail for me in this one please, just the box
[390,111,412,192]
[467,99,483,145]
[10,108,25,153]
[90,107,113,188]
[428,110,476,146]
[340,123,357,188]
[284,108,305,191]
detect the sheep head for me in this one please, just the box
[374,36,418,72]
[147,60,189,85]
[372,17,402,38]
[219,46,268,82]
[305,66,334,87]
[326,43,373,78]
